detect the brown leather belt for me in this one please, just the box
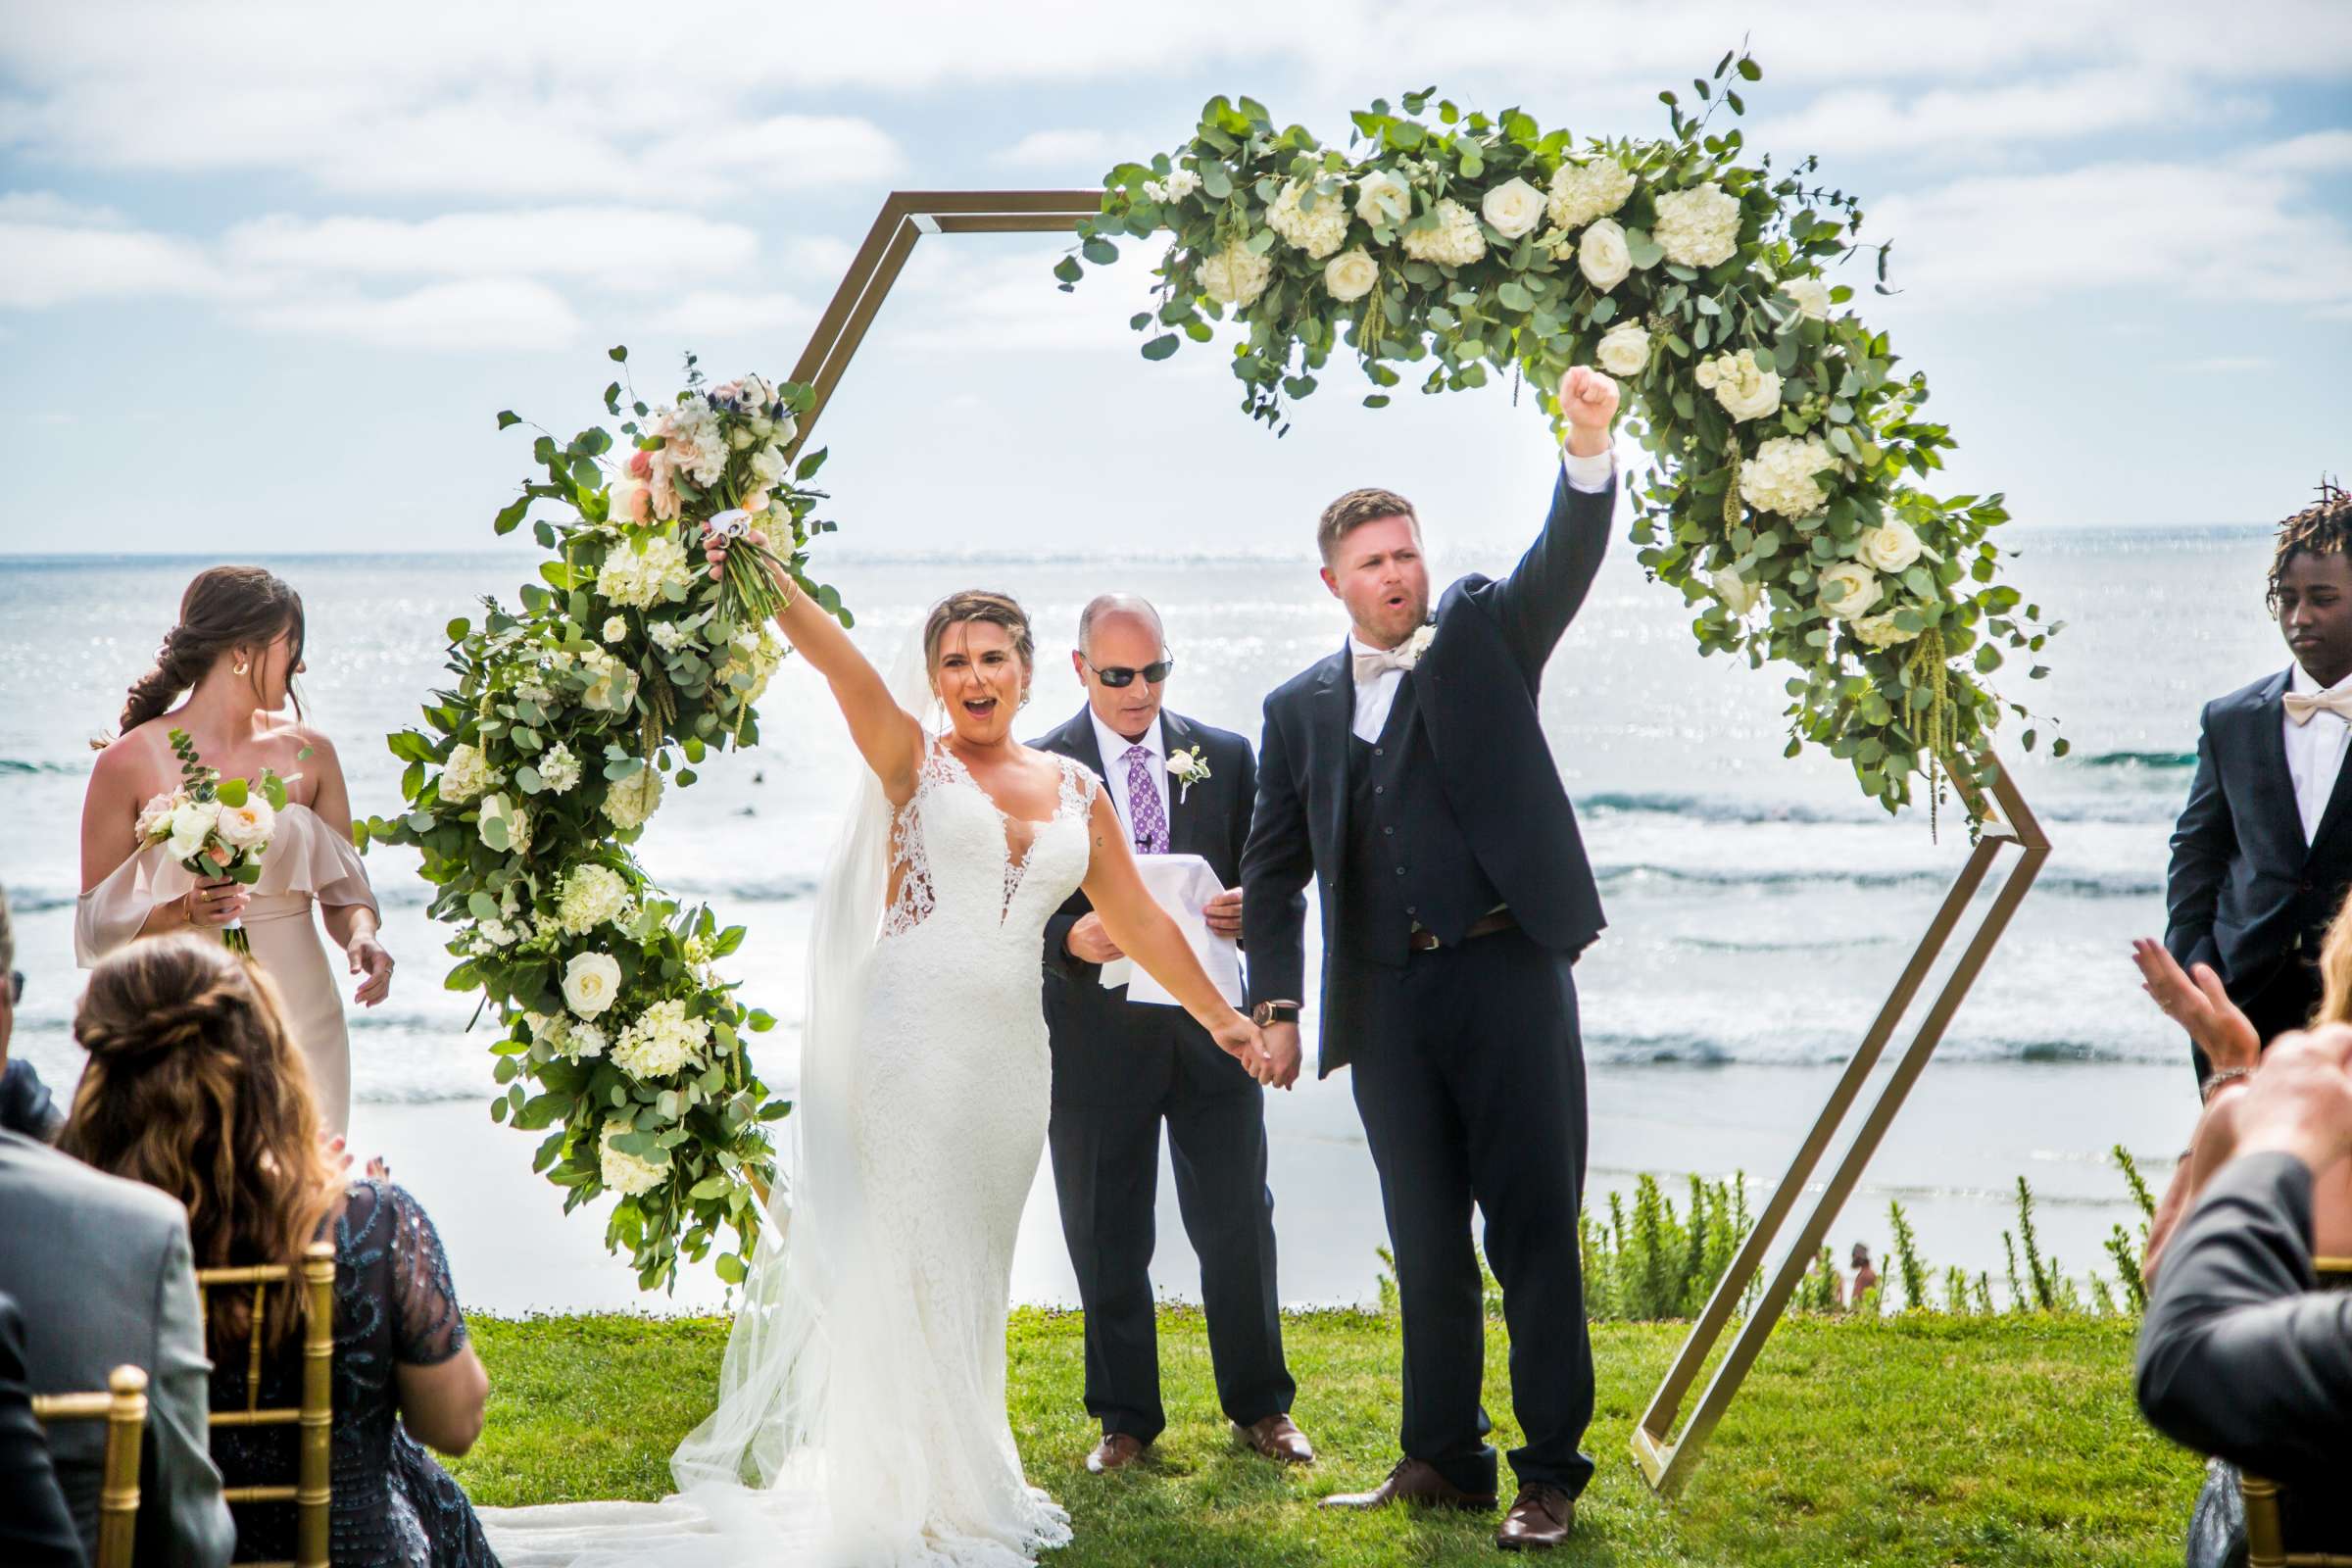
[1407,909,1517,953]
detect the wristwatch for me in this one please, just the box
[1251,1000,1300,1027]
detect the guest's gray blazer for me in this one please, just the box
[0,1129,236,1568]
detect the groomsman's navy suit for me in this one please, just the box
[2168,665,2352,1085]
[1242,463,1614,1499]
[1033,705,1298,1446]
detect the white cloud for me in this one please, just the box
[220,208,760,290]
[0,203,241,308]
[992,128,1117,171]
[239,277,582,351]
[1746,69,2265,162]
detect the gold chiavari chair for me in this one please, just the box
[30,1363,148,1568]
[196,1240,335,1568]
[2240,1255,2352,1568]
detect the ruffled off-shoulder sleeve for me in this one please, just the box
[74,805,378,966]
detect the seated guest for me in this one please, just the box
[2135,1025,2352,1542]
[2167,482,2352,1089]
[0,1290,85,1566]
[63,935,499,1567]
[0,882,66,1142]
[0,1020,235,1564]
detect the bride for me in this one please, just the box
[486,564,1270,1568]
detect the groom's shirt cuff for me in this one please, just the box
[1559,445,1615,495]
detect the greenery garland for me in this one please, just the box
[1065,50,2064,815]
[361,350,849,1290]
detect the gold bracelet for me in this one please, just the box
[777,572,800,614]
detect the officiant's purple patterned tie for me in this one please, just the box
[1123,745,1169,855]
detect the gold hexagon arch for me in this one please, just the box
[779,188,2054,1496]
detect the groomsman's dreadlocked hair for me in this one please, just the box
[2267,476,2352,615]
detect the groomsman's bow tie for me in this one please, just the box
[2285,688,2352,725]
[1352,645,1415,684]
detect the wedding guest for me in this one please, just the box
[77,565,392,1136]
[0,882,65,1142]
[1847,1244,1879,1309]
[1031,594,1308,1472]
[2168,483,2352,1088]
[0,1290,85,1566]
[0,1024,235,1566]
[63,935,498,1567]
[2136,1024,2352,1498]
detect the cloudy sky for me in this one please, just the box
[4,0,2348,558]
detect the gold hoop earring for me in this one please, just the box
[233,661,250,676]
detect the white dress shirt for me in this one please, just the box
[1091,710,1169,843]
[2284,662,2352,844]
[1347,445,1616,743]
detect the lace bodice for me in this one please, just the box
[880,743,1099,943]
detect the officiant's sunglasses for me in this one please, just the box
[1083,655,1176,688]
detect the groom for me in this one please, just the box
[1241,366,1620,1551]
[1033,595,1310,1474]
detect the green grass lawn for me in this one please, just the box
[454,1306,2202,1567]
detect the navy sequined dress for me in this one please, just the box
[210,1180,499,1566]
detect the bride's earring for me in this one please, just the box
[232,656,250,676]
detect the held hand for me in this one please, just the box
[1066,912,1125,965]
[701,525,769,582]
[349,933,396,1007]
[1203,888,1244,940]
[183,878,248,930]
[2230,1024,2352,1175]
[1558,366,1620,453]
[1260,1021,1303,1091]
[1209,1011,1277,1085]
[2132,938,2260,1071]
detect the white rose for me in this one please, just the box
[1858,519,1924,574]
[135,791,178,841]
[1197,240,1273,308]
[1354,170,1411,227]
[1545,157,1637,231]
[598,1124,666,1198]
[1817,562,1883,622]
[213,795,275,852]
[1595,321,1651,378]
[166,799,219,861]
[1711,566,1763,615]
[562,951,622,1019]
[1578,218,1633,292]
[476,792,525,854]
[602,765,664,831]
[1695,349,1781,422]
[1323,247,1380,302]
[1784,277,1832,321]
[1480,176,1545,240]
[603,615,628,643]
[1652,181,1743,270]
[1851,612,1920,651]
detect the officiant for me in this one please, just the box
[1032,594,1312,1474]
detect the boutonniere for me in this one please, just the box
[1166,745,1211,805]
[1397,622,1438,670]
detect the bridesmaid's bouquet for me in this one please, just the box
[136,729,297,955]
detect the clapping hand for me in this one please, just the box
[2132,938,2261,1072]
[2230,1024,2352,1176]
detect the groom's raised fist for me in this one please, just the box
[1558,367,1619,458]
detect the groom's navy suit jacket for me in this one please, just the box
[1035,706,1276,1107]
[1242,470,1614,1077]
[2167,666,2352,1032]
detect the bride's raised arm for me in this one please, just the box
[718,538,925,804]
[1076,791,1277,1084]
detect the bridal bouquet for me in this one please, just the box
[139,728,296,955]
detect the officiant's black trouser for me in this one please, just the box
[1347,925,1596,1497]
[1048,1022,1295,1445]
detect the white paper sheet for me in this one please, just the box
[1094,852,1243,1008]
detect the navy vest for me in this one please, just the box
[1341,674,1504,966]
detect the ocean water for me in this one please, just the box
[0,529,2281,1310]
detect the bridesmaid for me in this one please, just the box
[76,566,391,1135]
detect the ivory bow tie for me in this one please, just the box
[2285,688,2352,726]
[1352,645,1414,685]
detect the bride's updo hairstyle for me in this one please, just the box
[922,590,1036,697]
[63,934,338,1358]
[104,565,308,745]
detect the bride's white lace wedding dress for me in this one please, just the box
[483,737,1100,1568]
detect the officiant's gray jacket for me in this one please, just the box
[1035,707,1286,1106]
[0,1129,236,1568]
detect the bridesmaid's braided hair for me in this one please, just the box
[63,935,339,1358]
[101,565,308,747]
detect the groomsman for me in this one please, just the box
[1242,368,1620,1551]
[2169,484,2352,1089]
[1032,595,1310,1474]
